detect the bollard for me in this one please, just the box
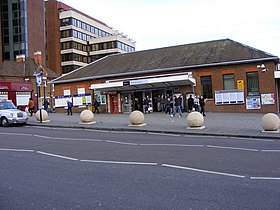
[261,113,280,133]
[186,112,205,129]
[129,110,146,126]
[79,110,96,124]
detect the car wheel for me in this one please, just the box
[1,117,9,127]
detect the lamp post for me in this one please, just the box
[34,71,43,123]
[42,76,47,102]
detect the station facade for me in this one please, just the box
[51,39,280,113]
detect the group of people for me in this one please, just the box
[27,98,50,116]
[187,95,206,116]
[143,94,206,117]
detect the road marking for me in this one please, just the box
[0,148,34,152]
[33,135,52,139]
[140,143,204,147]
[162,164,246,178]
[206,145,259,152]
[261,150,280,152]
[250,177,280,180]
[36,151,78,161]
[84,129,110,133]
[53,137,103,142]
[80,159,158,166]
[105,140,138,145]
[147,132,181,137]
[230,137,275,142]
[110,131,145,134]
[185,135,227,139]
[0,132,32,136]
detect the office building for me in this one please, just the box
[0,0,45,63]
[45,0,135,75]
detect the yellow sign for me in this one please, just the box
[237,80,244,90]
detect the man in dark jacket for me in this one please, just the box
[199,95,206,116]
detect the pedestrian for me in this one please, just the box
[194,95,200,111]
[43,98,49,112]
[165,96,171,114]
[93,98,100,114]
[143,96,150,114]
[27,98,35,116]
[67,100,73,115]
[171,95,182,118]
[187,95,194,112]
[199,95,206,116]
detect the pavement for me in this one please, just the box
[26,111,280,140]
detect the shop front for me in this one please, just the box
[90,72,195,114]
[0,81,33,110]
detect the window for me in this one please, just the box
[247,72,259,96]
[223,74,235,90]
[201,76,213,98]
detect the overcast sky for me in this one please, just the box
[59,0,280,56]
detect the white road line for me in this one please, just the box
[0,148,34,152]
[0,132,32,136]
[53,137,103,142]
[261,150,280,152]
[33,135,52,139]
[110,131,145,134]
[147,132,181,137]
[140,144,204,147]
[206,145,259,152]
[105,140,138,145]
[250,177,280,180]
[162,164,246,178]
[230,137,275,142]
[84,129,110,133]
[36,151,78,161]
[80,159,158,166]
[185,135,227,139]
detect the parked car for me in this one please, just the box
[0,99,29,127]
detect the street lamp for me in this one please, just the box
[34,71,43,123]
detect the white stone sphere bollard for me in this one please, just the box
[261,113,280,132]
[80,110,95,124]
[129,110,146,126]
[35,109,49,122]
[186,112,205,129]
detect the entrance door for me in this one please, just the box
[132,91,143,112]
[122,93,132,113]
[110,94,119,114]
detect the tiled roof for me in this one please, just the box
[0,58,58,78]
[52,39,279,84]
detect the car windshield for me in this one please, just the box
[0,101,17,110]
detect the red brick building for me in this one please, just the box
[51,39,280,113]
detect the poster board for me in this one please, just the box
[55,96,71,107]
[261,93,275,105]
[73,94,92,106]
[215,89,244,105]
[246,96,261,109]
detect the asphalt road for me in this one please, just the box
[0,126,279,209]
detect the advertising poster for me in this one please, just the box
[261,93,275,105]
[246,97,261,109]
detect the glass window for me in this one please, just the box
[201,76,213,98]
[223,74,235,90]
[247,72,259,96]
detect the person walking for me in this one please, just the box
[67,100,73,115]
[43,98,49,113]
[165,96,171,114]
[187,95,194,112]
[27,98,35,116]
[171,95,182,118]
[199,95,206,116]
[93,98,100,114]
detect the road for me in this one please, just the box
[0,125,279,209]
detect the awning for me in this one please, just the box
[90,73,196,92]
